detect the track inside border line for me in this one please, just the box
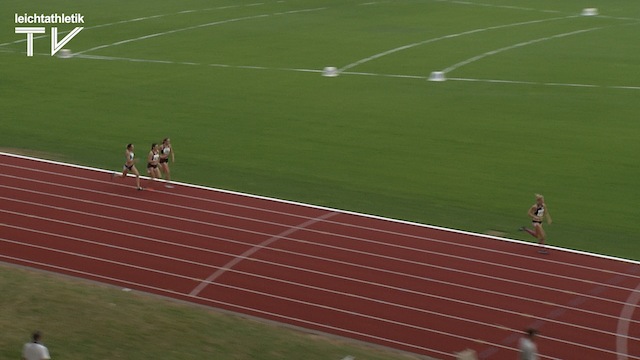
[1,153,639,360]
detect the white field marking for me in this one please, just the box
[448,77,640,90]
[438,0,640,21]
[3,178,640,302]
[2,190,638,314]
[75,7,325,55]
[441,27,603,74]
[75,14,268,55]
[188,211,339,296]
[76,53,640,91]
[4,194,639,327]
[0,252,451,359]
[4,154,640,276]
[617,281,640,360]
[8,48,638,92]
[3,151,640,270]
[73,53,327,76]
[438,0,557,13]
[338,15,577,73]
[3,227,636,353]
[359,1,390,5]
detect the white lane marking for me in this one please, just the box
[441,27,603,74]
[338,16,576,73]
[75,7,325,55]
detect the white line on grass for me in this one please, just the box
[75,7,325,56]
[448,77,640,91]
[338,15,577,73]
[443,0,559,14]
[3,48,639,92]
[436,0,640,21]
[441,27,603,74]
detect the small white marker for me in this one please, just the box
[428,71,446,82]
[322,66,339,77]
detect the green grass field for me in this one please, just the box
[1,0,640,358]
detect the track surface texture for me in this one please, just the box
[1,153,639,360]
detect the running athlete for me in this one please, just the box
[159,137,175,188]
[112,143,142,190]
[520,194,552,254]
[147,143,162,182]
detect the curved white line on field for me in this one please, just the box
[441,27,602,74]
[75,7,325,55]
[616,281,640,360]
[338,15,576,73]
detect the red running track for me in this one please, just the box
[1,152,639,360]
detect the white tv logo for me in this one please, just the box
[15,27,83,57]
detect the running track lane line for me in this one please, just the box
[188,211,339,296]
[617,279,640,360]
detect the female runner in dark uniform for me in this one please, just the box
[520,194,552,253]
[147,143,162,184]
